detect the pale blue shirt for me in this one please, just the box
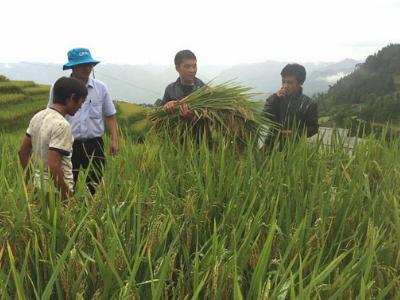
[48,78,116,140]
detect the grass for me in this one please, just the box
[0,79,49,132]
[1,98,47,124]
[0,126,399,298]
[0,81,36,93]
[23,85,50,96]
[0,93,27,105]
[115,101,147,119]
[115,101,152,141]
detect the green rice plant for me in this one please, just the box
[0,98,46,131]
[149,83,274,144]
[0,93,26,105]
[10,81,36,88]
[0,122,399,298]
[115,101,147,120]
[0,75,9,82]
[23,85,50,96]
[1,98,46,121]
[0,82,23,94]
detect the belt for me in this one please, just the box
[74,137,103,143]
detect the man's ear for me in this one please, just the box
[66,93,76,104]
[175,65,179,72]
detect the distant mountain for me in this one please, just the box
[0,59,359,104]
[215,59,359,98]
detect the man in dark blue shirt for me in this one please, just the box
[264,63,319,147]
[161,50,205,120]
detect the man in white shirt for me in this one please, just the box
[48,48,119,195]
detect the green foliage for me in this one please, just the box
[0,93,27,105]
[115,101,152,142]
[0,130,399,298]
[23,85,50,96]
[0,97,47,129]
[0,81,24,94]
[319,44,400,126]
[0,75,9,82]
[149,83,272,144]
[0,76,49,132]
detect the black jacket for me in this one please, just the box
[264,90,319,138]
[161,77,205,105]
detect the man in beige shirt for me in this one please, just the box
[18,77,88,200]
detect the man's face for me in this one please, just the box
[66,96,86,116]
[282,75,301,96]
[176,59,197,83]
[72,63,94,82]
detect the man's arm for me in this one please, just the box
[160,88,171,106]
[305,101,319,137]
[18,135,32,181]
[105,114,119,155]
[48,150,73,200]
[101,85,119,155]
[263,94,279,123]
[161,86,179,113]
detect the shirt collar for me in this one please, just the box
[87,78,94,88]
[49,107,64,117]
[176,77,199,87]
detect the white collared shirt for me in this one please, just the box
[48,78,116,140]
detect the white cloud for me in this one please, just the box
[0,0,399,64]
[319,72,349,83]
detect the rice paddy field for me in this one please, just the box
[0,78,49,133]
[0,77,400,299]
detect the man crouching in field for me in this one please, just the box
[264,63,319,148]
[18,77,87,201]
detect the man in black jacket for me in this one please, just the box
[161,50,205,120]
[264,63,318,147]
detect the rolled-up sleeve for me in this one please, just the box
[102,86,117,117]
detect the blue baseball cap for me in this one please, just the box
[63,48,100,70]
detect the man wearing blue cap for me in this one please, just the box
[48,48,119,195]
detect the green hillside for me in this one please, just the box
[319,44,400,127]
[114,101,152,141]
[0,76,49,132]
[0,75,151,139]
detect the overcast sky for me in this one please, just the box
[2,0,399,65]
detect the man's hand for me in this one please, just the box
[105,115,119,156]
[110,139,119,156]
[48,150,73,200]
[276,87,287,98]
[164,100,178,113]
[180,103,195,121]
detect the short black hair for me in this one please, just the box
[53,77,88,105]
[281,63,306,85]
[174,50,197,66]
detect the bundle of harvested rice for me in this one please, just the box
[149,83,274,143]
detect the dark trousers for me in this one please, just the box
[72,137,105,195]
